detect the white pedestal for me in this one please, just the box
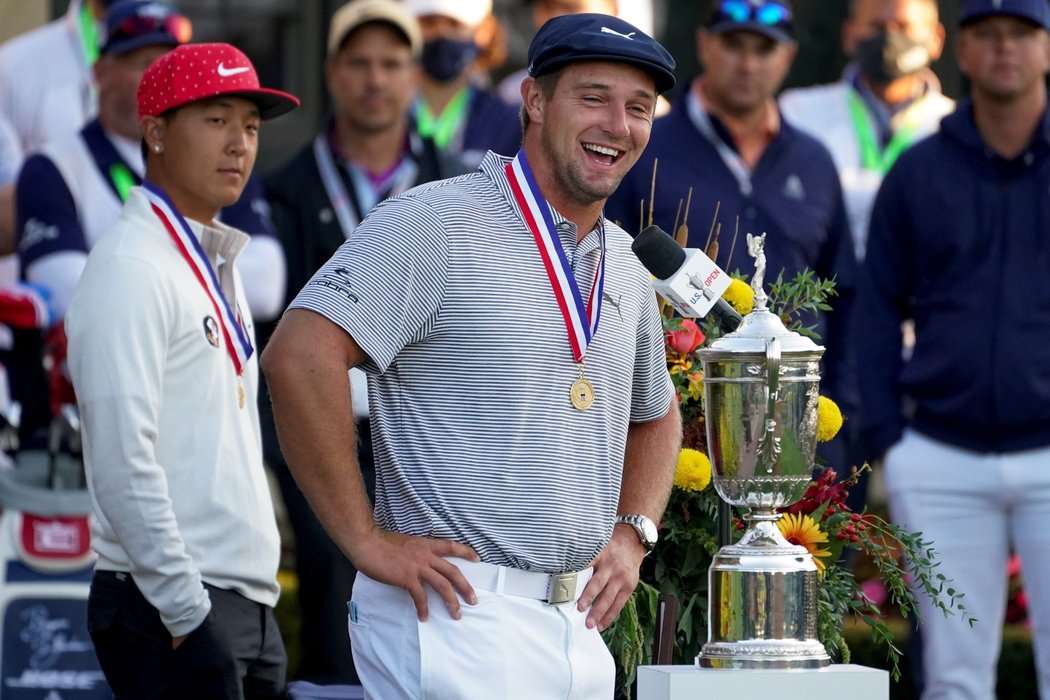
[638,664,889,700]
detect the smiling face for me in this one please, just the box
[141,96,260,223]
[522,60,656,223]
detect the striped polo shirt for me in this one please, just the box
[291,151,674,573]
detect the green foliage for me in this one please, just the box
[766,268,839,339]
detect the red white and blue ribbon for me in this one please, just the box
[505,150,605,363]
[142,182,253,374]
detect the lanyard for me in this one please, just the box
[687,90,754,196]
[313,136,361,237]
[313,135,419,240]
[847,88,917,175]
[82,120,141,203]
[77,2,100,66]
[414,88,470,150]
[505,149,605,363]
[142,182,253,375]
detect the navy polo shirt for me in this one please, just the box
[608,89,853,290]
[608,87,856,418]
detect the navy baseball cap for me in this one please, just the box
[707,0,794,43]
[100,1,192,57]
[527,13,676,95]
[960,0,1050,29]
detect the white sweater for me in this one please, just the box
[780,78,954,260]
[66,187,280,638]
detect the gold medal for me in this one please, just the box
[237,381,245,409]
[570,364,594,411]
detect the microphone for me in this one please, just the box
[631,225,743,334]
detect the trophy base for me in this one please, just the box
[699,525,830,670]
[698,639,830,669]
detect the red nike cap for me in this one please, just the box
[137,42,299,120]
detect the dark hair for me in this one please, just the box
[519,70,562,134]
[140,105,181,160]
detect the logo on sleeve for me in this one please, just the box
[203,316,220,347]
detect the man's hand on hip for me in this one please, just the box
[579,527,647,631]
[353,528,480,622]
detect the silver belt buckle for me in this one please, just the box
[545,572,578,605]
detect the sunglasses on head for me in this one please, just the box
[715,0,792,27]
[107,14,193,46]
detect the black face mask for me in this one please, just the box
[854,28,931,83]
[420,37,480,83]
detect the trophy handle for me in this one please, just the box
[757,337,781,472]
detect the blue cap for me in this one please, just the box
[960,0,1050,29]
[100,1,192,57]
[526,13,676,95]
[707,0,794,43]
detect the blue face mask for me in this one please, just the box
[421,37,479,82]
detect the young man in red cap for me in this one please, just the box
[64,43,298,698]
[263,12,680,698]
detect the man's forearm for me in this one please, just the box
[618,398,682,519]
[261,309,375,561]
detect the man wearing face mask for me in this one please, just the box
[405,0,522,168]
[780,0,952,262]
[780,0,951,522]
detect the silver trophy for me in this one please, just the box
[697,233,830,669]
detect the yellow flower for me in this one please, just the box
[685,371,704,402]
[669,356,692,374]
[675,448,712,492]
[777,513,832,571]
[722,278,755,315]
[816,396,843,442]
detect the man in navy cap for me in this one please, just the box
[855,1,1050,698]
[262,12,681,698]
[608,0,856,474]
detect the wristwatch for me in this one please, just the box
[616,514,658,552]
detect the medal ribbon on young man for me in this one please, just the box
[505,150,605,410]
[142,182,253,407]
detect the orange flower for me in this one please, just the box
[777,513,832,572]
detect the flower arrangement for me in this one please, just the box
[602,267,974,699]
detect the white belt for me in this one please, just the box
[447,558,592,606]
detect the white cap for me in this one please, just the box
[403,0,492,28]
[327,0,422,57]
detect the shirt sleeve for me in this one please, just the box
[16,154,89,318]
[66,255,211,637]
[289,193,450,372]
[854,167,912,457]
[0,111,21,185]
[816,169,859,419]
[631,273,675,422]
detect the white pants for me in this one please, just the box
[885,429,1050,700]
[347,565,615,699]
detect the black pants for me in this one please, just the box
[87,571,287,699]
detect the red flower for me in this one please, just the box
[666,319,705,354]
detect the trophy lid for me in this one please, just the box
[700,232,824,361]
[700,306,824,360]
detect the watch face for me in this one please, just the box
[640,517,658,547]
